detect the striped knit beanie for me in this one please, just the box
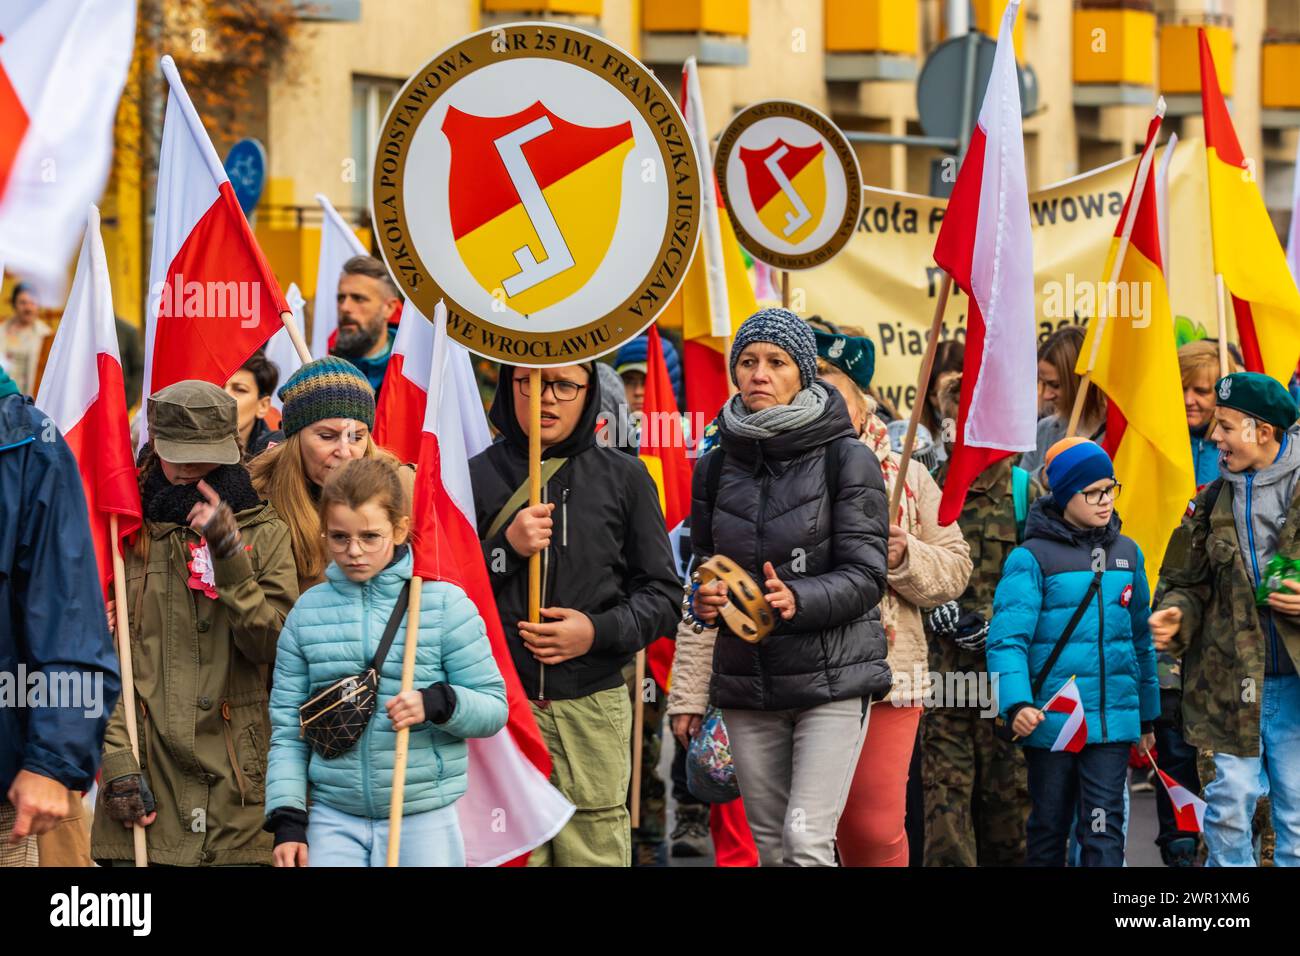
[277,357,375,437]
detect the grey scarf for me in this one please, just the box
[722,382,829,441]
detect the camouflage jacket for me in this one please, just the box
[930,457,1040,678]
[1154,480,1300,756]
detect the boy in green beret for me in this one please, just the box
[1151,371,1300,867]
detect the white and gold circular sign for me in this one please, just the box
[373,23,701,365]
[715,100,862,271]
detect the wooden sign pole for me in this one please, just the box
[385,581,422,866]
[109,515,148,868]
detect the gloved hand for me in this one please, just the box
[953,611,989,652]
[103,773,157,824]
[927,601,961,639]
[203,501,242,560]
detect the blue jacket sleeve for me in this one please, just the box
[15,426,120,791]
[430,584,508,740]
[985,547,1044,718]
[265,608,311,814]
[1130,549,1161,725]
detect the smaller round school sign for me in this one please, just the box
[714,100,862,272]
[372,22,700,366]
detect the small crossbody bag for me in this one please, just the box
[298,582,411,759]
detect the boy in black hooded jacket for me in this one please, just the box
[468,362,679,866]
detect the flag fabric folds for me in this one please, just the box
[0,0,135,302]
[407,301,572,866]
[933,0,1037,525]
[1079,111,1196,593]
[1155,765,1207,833]
[35,205,141,596]
[1045,678,1088,753]
[138,55,289,447]
[310,192,369,359]
[671,56,758,426]
[1199,27,1300,385]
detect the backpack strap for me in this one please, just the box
[485,457,567,540]
[1012,465,1030,542]
[704,446,726,506]
[368,580,416,675]
[1029,569,1104,701]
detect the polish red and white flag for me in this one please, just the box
[1045,677,1088,753]
[1155,766,1207,833]
[0,0,134,301]
[932,0,1037,524]
[407,301,573,866]
[35,205,141,596]
[138,55,289,446]
[310,192,368,359]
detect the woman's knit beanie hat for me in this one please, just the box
[277,357,376,437]
[729,308,818,389]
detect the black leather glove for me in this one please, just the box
[103,773,156,824]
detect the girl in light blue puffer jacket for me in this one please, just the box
[265,458,507,867]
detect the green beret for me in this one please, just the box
[813,330,875,392]
[1215,372,1299,431]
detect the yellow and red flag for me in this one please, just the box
[1199,28,1300,384]
[669,57,758,424]
[1079,109,1196,591]
[638,323,692,689]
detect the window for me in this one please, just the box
[351,76,401,208]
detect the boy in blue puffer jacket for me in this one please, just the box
[265,458,507,866]
[987,438,1160,867]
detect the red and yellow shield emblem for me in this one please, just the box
[738,139,826,245]
[442,102,635,316]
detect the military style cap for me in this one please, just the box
[147,380,240,465]
[1215,372,1299,431]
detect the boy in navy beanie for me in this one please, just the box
[987,437,1159,866]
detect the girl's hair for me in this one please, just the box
[249,431,403,583]
[920,340,965,439]
[318,457,407,533]
[1039,325,1106,424]
[1178,338,1241,389]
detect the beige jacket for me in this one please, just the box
[861,414,972,704]
[668,415,973,714]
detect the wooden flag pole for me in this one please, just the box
[1066,99,1166,439]
[280,309,312,365]
[781,271,790,309]
[528,368,544,700]
[888,272,952,519]
[109,514,148,868]
[630,649,645,828]
[385,580,422,866]
[1215,274,1232,378]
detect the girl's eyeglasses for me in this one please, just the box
[1082,482,1122,506]
[323,531,389,554]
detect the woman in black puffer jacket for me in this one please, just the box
[683,308,891,867]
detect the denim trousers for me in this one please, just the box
[1205,674,1300,867]
[307,800,466,867]
[1026,742,1130,867]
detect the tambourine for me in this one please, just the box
[691,555,774,644]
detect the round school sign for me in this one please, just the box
[714,100,862,271]
[372,23,701,366]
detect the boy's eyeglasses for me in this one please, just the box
[514,377,586,402]
[1082,483,1122,506]
[323,531,390,554]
